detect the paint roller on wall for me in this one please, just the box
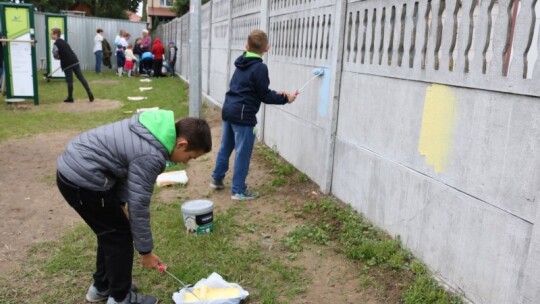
[294,68,325,96]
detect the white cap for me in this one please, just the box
[142,29,149,33]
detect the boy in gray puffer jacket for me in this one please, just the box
[56,110,212,304]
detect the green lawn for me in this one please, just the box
[0,71,190,141]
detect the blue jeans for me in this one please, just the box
[95,50,103,73]
[212,120,256,194]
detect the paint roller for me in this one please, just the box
[294,68,325,96]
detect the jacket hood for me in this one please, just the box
[234,52,263,71]
[154,38,163,46]
[138,110,176,154]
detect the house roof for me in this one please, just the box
[127,11,142,22]
[147,7,176,17]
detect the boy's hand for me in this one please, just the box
[277,91,296,104]
[287,92,297,104]
[141,252,162,269]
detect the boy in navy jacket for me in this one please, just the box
[210,29,296,200]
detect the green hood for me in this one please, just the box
[139,110,176,154]
[244,51,262,59]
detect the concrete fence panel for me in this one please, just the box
[154,1,540,302]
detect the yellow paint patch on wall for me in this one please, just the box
[418,84,458,173]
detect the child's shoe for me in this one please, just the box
[64,97,74,103]
[106,291,157,304]
[88,93,94,102]
[86,285,109,302]
[86,283,138,302]
[231,190,256,201]
[209,178,224,190]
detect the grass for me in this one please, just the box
[0,74,462,303]
[0,71,190,141]
[254,145,463,304]
[0,203,308,303]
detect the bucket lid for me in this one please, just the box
[181,199,214,214]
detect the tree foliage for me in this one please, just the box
[172,0,211,17]
[14,0,142,20]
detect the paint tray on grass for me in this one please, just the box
[156,170,188,187]
[172,272,249,304]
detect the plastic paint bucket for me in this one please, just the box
[181,200,214,235]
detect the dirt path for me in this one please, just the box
[0,105,400,303]
[0,131,81,274]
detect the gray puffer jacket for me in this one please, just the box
[57,114,168,254]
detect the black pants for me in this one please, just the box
[170,59,176,76]
[65,65,92,99]
[56,171,133,301]
[153,59,163,78]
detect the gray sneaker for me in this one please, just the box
[107,291,158,304]
[86,284,138,302]
[209,178,225,190]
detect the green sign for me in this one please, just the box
[0,3,38,105]
[45,14,67,79]
[5,6,30,39]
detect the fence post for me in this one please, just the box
[225,1,234,94]
[205,4,213,94]
[321,0,348,194]
[259,0,270,142]
[189,0,202,118]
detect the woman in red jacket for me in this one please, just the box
[151,38,165,78]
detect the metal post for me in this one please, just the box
[189,0,202,118]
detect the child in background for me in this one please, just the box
[151,38,165,78]
[167,41,177,77]
[116,45,125,76]
[119,32,129,49]
[140,51,154,76]
[124,44,136,78]
[56,110,212,304]
[133,37,143,76]
[210,29,297,200]
[51,28,94,102]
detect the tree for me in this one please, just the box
[142,0,148,22]
[88,0,143,19]
[172,0,210,17]
[18,0,143,20]
[16,0,74,12]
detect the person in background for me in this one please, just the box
[140,29,151,53]
[139,51,154,76]
[114,29,126,72]
[116,45,125,77]
[119,32,130,49]
[167,41,177,77]
[51,28,94,103]
[114,29,125,48]
[124,44,136,78]
[93,28,104,74]
[151,38,164,78]
[133,37,143,77]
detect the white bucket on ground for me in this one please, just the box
[181,200,214,235]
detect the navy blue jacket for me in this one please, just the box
[222,53,288,126]
[116,48,125,68]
